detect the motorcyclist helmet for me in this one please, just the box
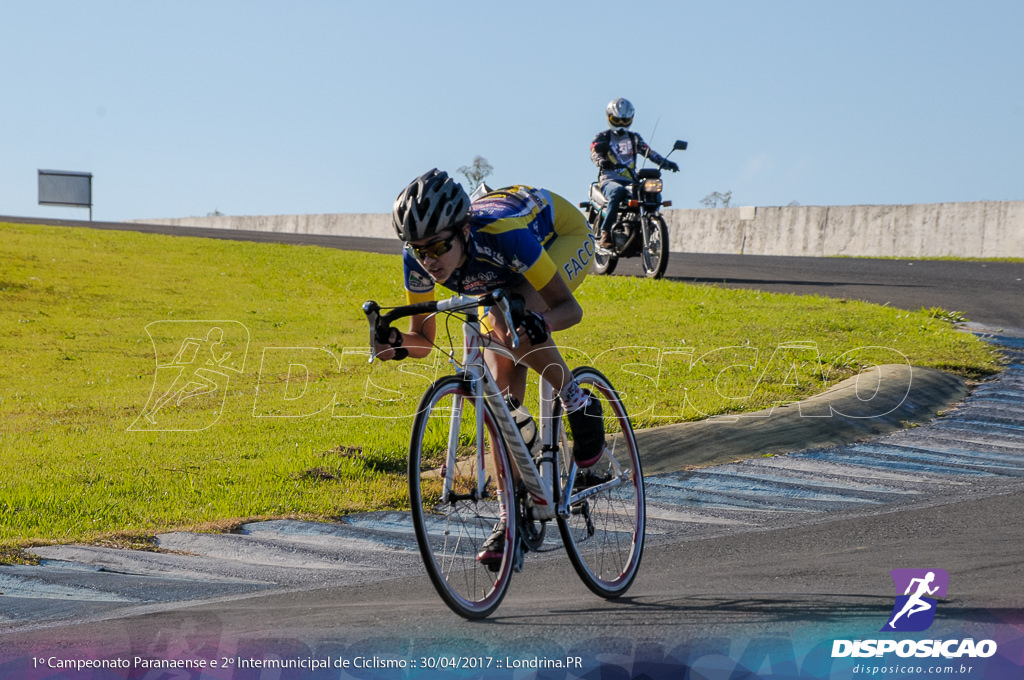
[392,168,471,242]
[606,97,634,132]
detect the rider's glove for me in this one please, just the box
[661,160,680,173]
[518,311,550,346]
[503,292,550,345]
[378,325,409,361]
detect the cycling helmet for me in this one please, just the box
[606,97,634,131]
[392,168,471,242]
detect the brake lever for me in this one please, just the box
[362,300,383,364]
[490,290,520,351]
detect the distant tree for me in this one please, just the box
[700,190,732,208]
[457,156,494,191]
[206,208,224,217]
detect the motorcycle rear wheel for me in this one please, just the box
[641,214,669,279]
[588,210,618,276]
[593,247,618,276]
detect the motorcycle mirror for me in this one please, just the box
[469,182,493,201]
[674,140,688,151]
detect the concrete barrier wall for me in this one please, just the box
[133,199,1023,258]
[136,212,395,239]
[663,201,1023,258]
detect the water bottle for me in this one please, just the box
[506,395,539,456]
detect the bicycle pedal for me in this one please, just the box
[573,468,612,492]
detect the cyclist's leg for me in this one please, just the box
[482,343,529,403]
[485,283,605,467]
[597,181,627,244]
[477,423,512,566]
[548,191,596,290]
[532,200,607,464]
[484,285,571,396]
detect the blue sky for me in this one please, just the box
[2,1,1022,222]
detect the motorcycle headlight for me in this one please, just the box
[642,178,663,193]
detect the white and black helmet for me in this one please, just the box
[392,169,471,242]
[606,97,635,132]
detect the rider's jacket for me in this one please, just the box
[403,185,569,302]
[590,129,668,185]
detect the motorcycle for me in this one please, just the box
[579,139,688,279]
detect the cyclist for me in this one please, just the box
[591,97,679,248]
[374,168,605,565]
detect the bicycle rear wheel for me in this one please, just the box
[408,375,517,619]
[557,366,645,598]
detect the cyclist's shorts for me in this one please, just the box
[544,191,595,292]
[476,193,594,336]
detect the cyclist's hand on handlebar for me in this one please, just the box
[501,292,547,345]
[373,325,409,361]
[661,160,679,173]
[516,310,551,346]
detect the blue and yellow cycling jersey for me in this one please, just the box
[403,185,594,303]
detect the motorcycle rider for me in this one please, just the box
[377,169,606,566]
[591,98,679,248]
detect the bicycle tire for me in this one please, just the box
[557,366,645,598]
[408,375,517,619]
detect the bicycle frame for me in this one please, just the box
[364,292,625,522]
[412,293,559,519]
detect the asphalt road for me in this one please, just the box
[617,252,1024,329]
[2,216,1022,678]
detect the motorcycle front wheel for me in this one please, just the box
[641,214,669,279]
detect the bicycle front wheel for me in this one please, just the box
[557,366,645,598]
[408,375,517,619]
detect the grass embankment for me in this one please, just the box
[0,222,1002,561]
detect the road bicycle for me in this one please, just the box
[363,290,645,619]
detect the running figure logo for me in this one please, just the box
[882,568,949,632]
[130,321,250,431]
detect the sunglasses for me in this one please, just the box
[409,232,458,261]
